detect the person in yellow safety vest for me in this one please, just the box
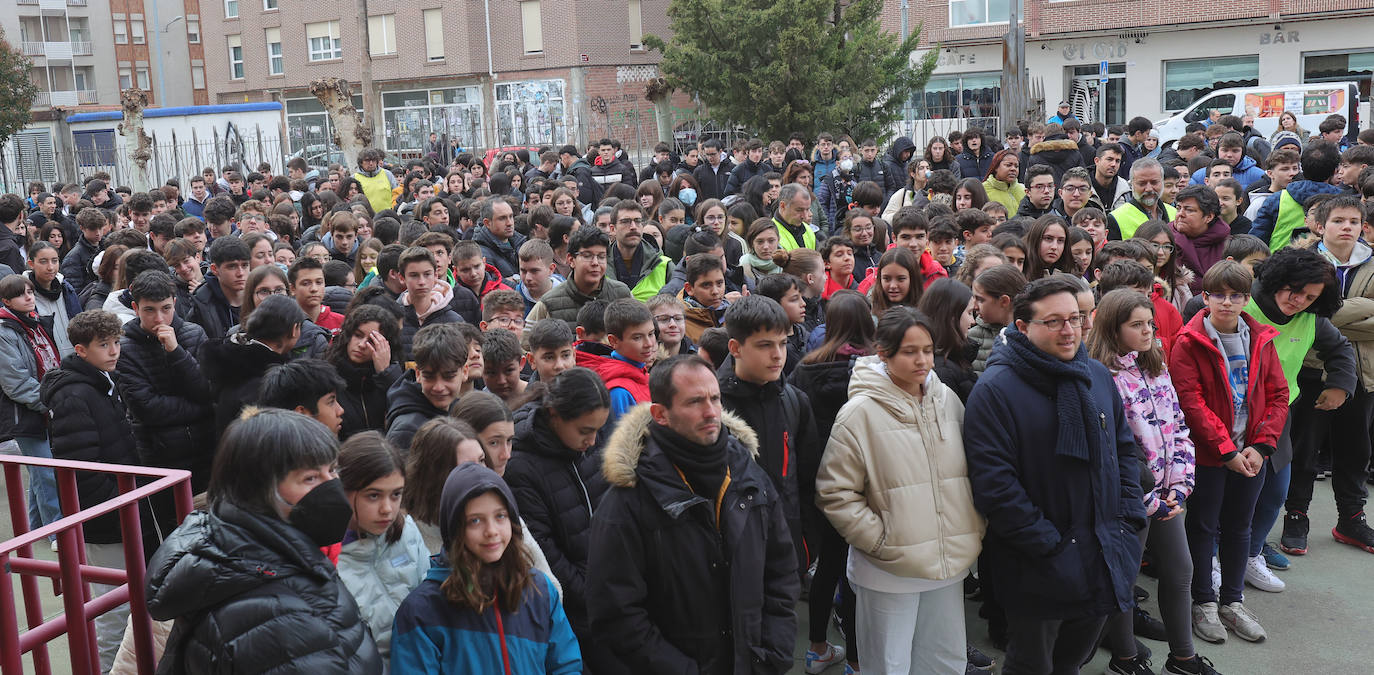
[773,183,818,251]
[1106,158,1176,240]
[606,200,673,301]
[353,148,399,216]
[1247,141,1345,252]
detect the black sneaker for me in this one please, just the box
[1333,512,1374,554]
[1133,606,1168,641]
[966,645,994,670]
[1164,654,1222,674]
[1134,584,1150,602]
[1107,654,1153,675]
[1281,511,1309,555]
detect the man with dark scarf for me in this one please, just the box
[587,355,799,675]
[963,276,1147,675]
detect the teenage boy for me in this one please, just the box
[858,207,948,296]
[928,220,962,277]
[575,298,657,426]
[527,318,576,383]
[288,257,343,332]
[173,217,209,254]
[42,310,157,671]
[453,239,515,302]
[1169,261,1290,647]
[526,225,633,325]
[648,294,694,356]
[396,247,461,362]
[717,295,819,585]
[820,236,857,299]
[328,214,357,265]
[63,209,107,293]
[516,239,564,315]
[1018,165,1059,219]
[188,236,250,338]
[607,200,672,301]
[679,253,729,342]
[386,323,469,450]
[1190,133,1265,187]
[1245,150,1301,222]
[1338,145,1374,191]
[117,271,214,492]
[257,358,347,435]
[1283,195,1374,555]
[481,328,528,407]
[1053,167,1095,221]
[956,209,996,252]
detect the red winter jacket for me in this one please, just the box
[857,248,948,295]
[1151,282,1182,358]
[1168,310,1289,467]
[468,263,515,300]
[574,342,650,403]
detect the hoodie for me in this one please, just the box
[1249,179,1344,247]
[1189,154,1267,189]
[882,136,917,200]
[398,279,462,362]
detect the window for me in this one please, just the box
[628,0,642,49]
[520,1,542,54]
[423,9,443,61]
[68,19,90,44]
[113,21,127,44]
[286,94,363,154]
[264,0,277,9]
[186,17,200,43]
[306,21,342,61]
[74,69,89,91]
[136,66,149,89]
[266,28,283,75]
[913,72,1002,121]
[949,0,1008,27]
[1162,56,1259,111]
[1305,50,1374,100]
[227,35,243,79]
[191,64,205,89]
[382,87,483,152]
[131,19,145,44]
[495,79,566,146]
[224,0,237,18]
[118,67,132,89]
[367,15,396,56]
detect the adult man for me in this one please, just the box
[1250,140,1344,251]
[1118,116,1153,176]
[772,184,816,251]
[606,200,672,301]
[1052,167,1094,221]
[725,139,767,196]
[526,226,633,324]
[1018,166,1059,219]
[587,354,799,674]
[471,197,528,279]
[1089,145,1131,212]
[1189,133,1266,188]
[1048,101,1077,125]
[1107,158,1177,240]
[183,176,210,221]
[353,148,398,215]
[964,276,1145,675]
[693,138,734,201]
[590,138,636,191]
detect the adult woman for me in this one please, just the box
[954,178,989,212]
[1135,220,1195,314]
[918,278,977,402]
[741,217,783,290]
[145,408,382,673]
[243,232,275,270]
[841,210,885,281]
[1270,111,1309,146]
[925,136,961,177]
[505,368,621,673]
[868,246,923,318]
[325,304,402,439]
[816,306,984,675]
[1022,214,1075,279]
[981,149,1024,217]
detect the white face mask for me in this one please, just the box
[839,159,855,172]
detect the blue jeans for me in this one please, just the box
[1249,462,1291,557]
[16,435,61,537]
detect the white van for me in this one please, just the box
[1154,82,1361,147]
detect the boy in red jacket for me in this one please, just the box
[1097,259,1183,357]
[1169,260,1288,645]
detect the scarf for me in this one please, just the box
[1000,326,1101,462]
[1170,218,1228,280]
[26,272,63,303]
[0,307,60,380]
[739,251,780,274]
[651,421,729,500]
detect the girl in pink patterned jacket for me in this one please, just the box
[1088,288,1215,675]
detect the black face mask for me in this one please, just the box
[281,478,353,547]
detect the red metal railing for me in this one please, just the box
[0,455,193,675]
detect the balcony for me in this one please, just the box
[21,41,93,58]
[19,0,88,12]
[33,90,99,108]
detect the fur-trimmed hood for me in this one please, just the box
[1030,138,1080,155]
[602,403,759,488]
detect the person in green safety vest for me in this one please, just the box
[1106,158,1177,241]
[605,200,672,302]
[773,183,817,251]
[353,148,398,216]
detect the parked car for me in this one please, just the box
[289,145,347,174]
[1154,82,1360,147]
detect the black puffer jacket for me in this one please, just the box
[384,371,446,451]
[882,136,917,198]
[586,405,799,675]
[322,286,353,316]
[200,334,291,436]
[789,354,860,443]
[116,317,215,491]
[331,358,401,440]
[187,276,238,339]
[61,235,100,293]
[1024,136,1086,185]
[146,501,382,674]
[40,355,151,546]
[933,347,978,404]
[505,403,617,664]
[471,225,528,279]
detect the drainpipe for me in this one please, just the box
[484,0,496,80]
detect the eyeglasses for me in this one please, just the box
[488,316,525,329]
[1029,183,1056,192]
[1028,314,1084,331]
[1151,243,1175,253]
[574,252,608,263]
[254,287,289,299]
[1061,185,1090,194]
[1203,291,1248,304]
[703,214,726,224]
[653,314,686,324]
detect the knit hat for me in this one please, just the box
[1272,131,1302,152]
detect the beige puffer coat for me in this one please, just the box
[816,356,985,581]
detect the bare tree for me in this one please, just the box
[119,88,153,191]
[311,77,372,170]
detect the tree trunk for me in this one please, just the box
[119,88,152,191]
[645,77,674,147]
[311,77,372,170]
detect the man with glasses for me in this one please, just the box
[965,275,1146,675]
[526,225,633,325]
[1107,158,1176,240]
[605,200,673,302]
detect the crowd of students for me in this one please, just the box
[3,114,1374,675]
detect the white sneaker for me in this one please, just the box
[1218,601,1267,642]
[1211,556,1221,595]
[1191,602,1226,644]
[805,643,846,674]
[1244,555,1285,592]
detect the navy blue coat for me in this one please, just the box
[963,344,1146,620]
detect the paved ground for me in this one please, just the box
[2,463,1370,674]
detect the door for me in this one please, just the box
[1068,63,1126,126]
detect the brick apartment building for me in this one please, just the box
[881,0,1374,138]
